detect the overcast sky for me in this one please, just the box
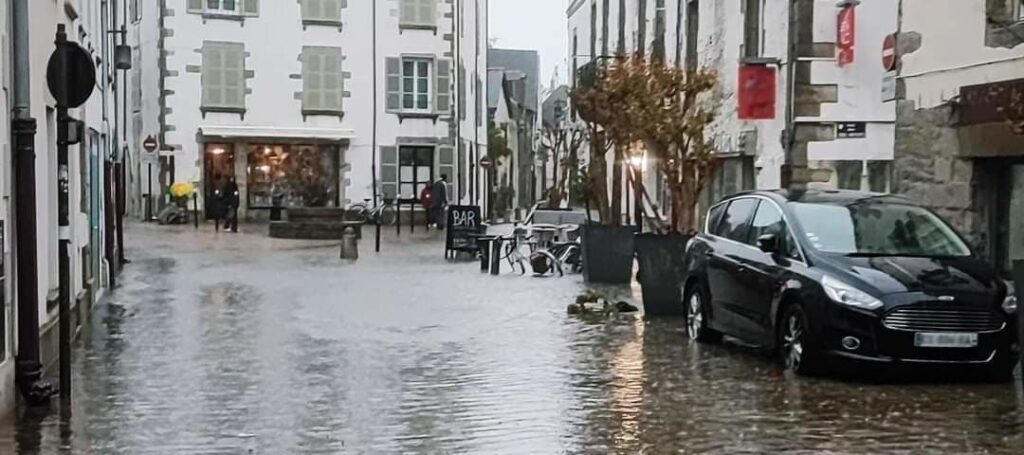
[488,0,569,92]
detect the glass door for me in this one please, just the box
[398,146,434,203]
[203,144,235,219]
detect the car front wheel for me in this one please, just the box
[685,283,722,343]
[779,304,823,376]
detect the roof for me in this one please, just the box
[735,189,911,206]
[488,48,540,112]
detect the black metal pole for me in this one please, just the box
[146,163,153,221]
[1014,260,1024,388]
[396,203,401,237]
[55,24,72,408]
[13,0,52,406]
[193,193,199,229]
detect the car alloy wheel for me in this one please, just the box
[687,293,704,341]
[782,313,804,372]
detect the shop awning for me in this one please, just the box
[198,125,356,141]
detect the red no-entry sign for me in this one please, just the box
[143,135,158,153]
[882,34,897,72]
[837,5,856,67]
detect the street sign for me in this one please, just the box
[46,42,95,108]
[836,122,867,139]
[837,5,856,67]
[143,135,158,152]
[882,34,897,71]
[882,71,897,102]
[479,156,493,168]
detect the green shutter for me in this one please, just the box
[242,0,259,16]
[201,43,222,107]
[380,146,399,200]
[187,0,203,13]
[435,58,451,116]
[324,49,343,111]
[400,0,417,25]
[385,58,401,112]
[225,44,245,109]
[420,0,437,26]
[302,48,320,110]
[324,0,342,21]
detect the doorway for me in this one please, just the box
[398,146,434,203]
[996,162,1024,275]
[203,143,235,219]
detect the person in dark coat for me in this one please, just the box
[430,174,449,230]
[222,177,240,232]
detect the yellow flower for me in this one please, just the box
[169,182,195,198]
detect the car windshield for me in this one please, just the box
[790,202,971,257]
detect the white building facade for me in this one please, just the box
[567,0,898,211]
[130,0,488,222]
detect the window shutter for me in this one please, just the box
[438,145,455,202]
[420,0,437,26]
[399,0,416,25]
[225,45,246,108]
[302,49,321,110]
[385,58,401,112]
[187,0,203,13]
[201,44,223,107]
[242,0,259,16]
[324,0,342,21]
[435,58,452,116]
[323,49,343,111]
[380,146,399,200]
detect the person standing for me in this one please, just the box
[222,177,240,233]
[430,174,449,230]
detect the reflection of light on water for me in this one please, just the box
[610,319,646,448]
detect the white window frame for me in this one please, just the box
[401,58,433,113]
[206,0,240,14]
[399,0,437,28]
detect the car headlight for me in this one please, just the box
[1003,281,1017,315]
[821,275,884,310]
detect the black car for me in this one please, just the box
[682,190,1019,380]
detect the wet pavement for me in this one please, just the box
[1,221,1023,453]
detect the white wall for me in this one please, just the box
[900,0,1024,109]
[0,0,14,419]
[159,0,484,208]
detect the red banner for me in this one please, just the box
[837,5,856,67]
[738,65,777,120]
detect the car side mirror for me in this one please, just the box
[757,234,780,255]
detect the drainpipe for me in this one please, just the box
[12,0,56,405]
[781,0,802,191]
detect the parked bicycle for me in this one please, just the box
[347,198,398,226]
[493,225,582,277]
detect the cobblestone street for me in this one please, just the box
[0,222,1022,453]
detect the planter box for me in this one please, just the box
[635,233,691,316]
[581,224,636,284]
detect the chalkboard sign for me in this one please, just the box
[446,205,483,256]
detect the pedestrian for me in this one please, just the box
[431,174,449,230]
[222,177,240,233]
[419,184,435,229]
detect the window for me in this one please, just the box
[201,42,246,112]
[742,0,763,58]
[131,0,141,22]
[706,203,726,234]
[791,202,971,257]
[1017,0,1024,21]
[207,0,238,13]
[717,198,758,242]
[833,160,864,190]
[400,0,437,28]
[867,161,891,193]
[685,0,699,71]
[302,47,344,114]
[402,59,432,111]
[301,0,342,24]
[749,201,800,259]
[399,146,434,201]
[187,0,258,17]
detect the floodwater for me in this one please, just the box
[1,222,1021,453]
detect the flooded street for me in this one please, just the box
[1,223,1022,453]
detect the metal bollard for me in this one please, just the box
[479,238,490,272]
[489,238,501,275]
[1014,260,1023,387]
[340,227,359,260]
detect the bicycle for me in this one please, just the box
[347,198,397,226]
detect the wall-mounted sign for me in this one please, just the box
[738,64,777,120]
[882,34,897,71]
[882,71,897,102]
[837,5,856,67]
[836,122,867,139]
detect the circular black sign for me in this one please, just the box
[46,43,96,109]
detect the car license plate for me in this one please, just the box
[914,332,978,348]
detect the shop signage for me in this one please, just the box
[738,64,777,120]
[837,5,856,67]
[959,78,1024,127]
[446,205,483,255]
[836,122,867,139]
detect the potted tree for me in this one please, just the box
[570,61,638,284]
[587,56,720,315]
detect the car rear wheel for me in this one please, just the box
[685,283,722,343]
[779,304,823,376]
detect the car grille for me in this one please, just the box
[882,306,1006,333]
